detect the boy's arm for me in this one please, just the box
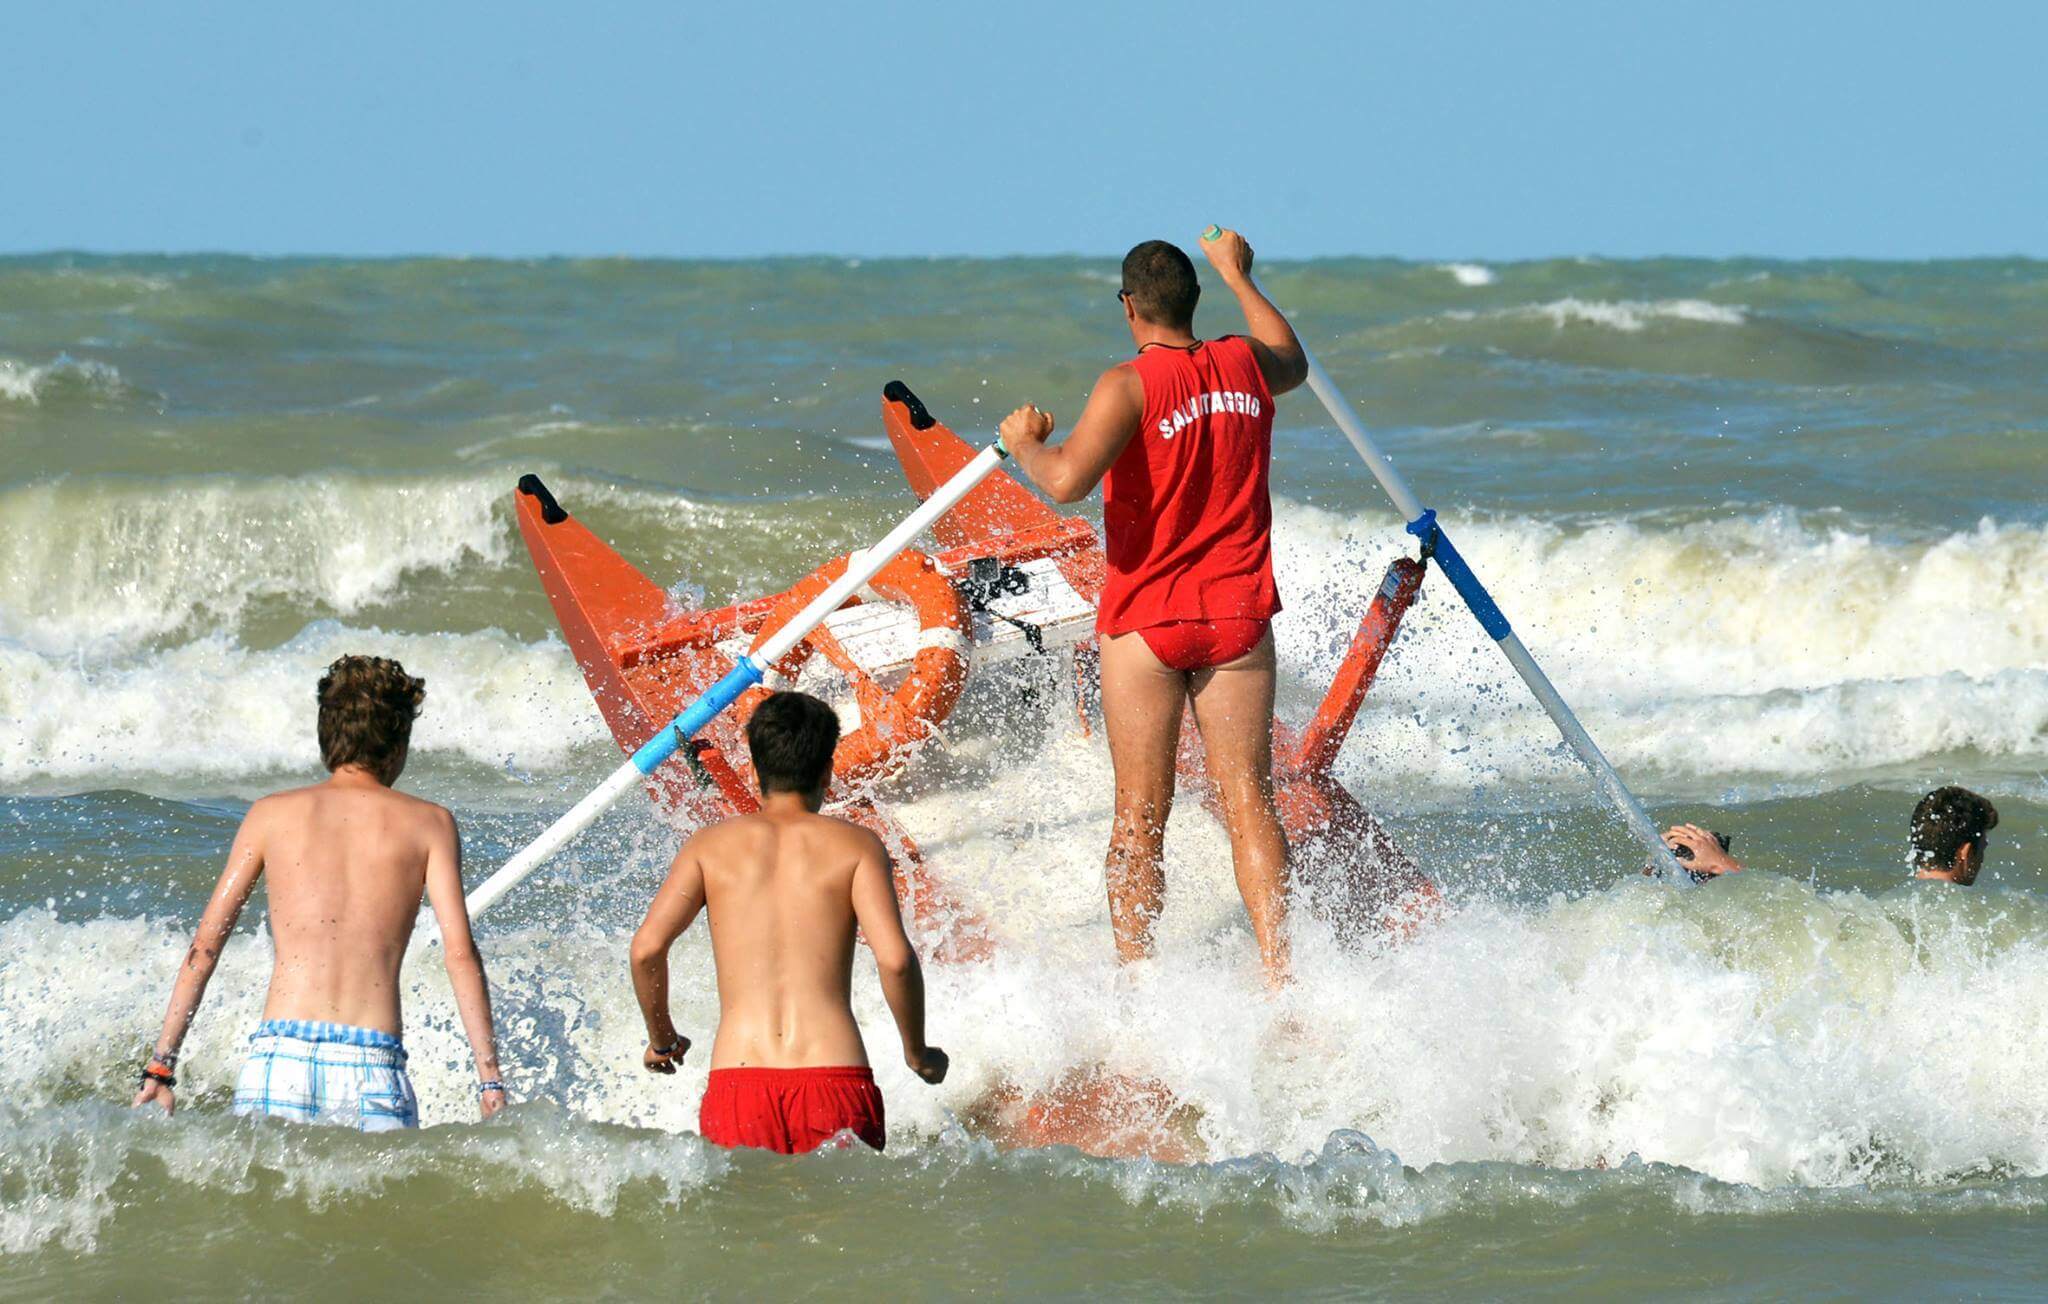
[423,808,507,1118]
[630,835,708,1075]
[133,803,269,1114]
[998,365,1144,505]
[1200,227,1309,394]
[849,836,947,1085]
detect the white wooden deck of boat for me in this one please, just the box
[714,555,1095,700]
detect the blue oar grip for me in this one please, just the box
[1406,509,1512,642]
[629,658,767,773]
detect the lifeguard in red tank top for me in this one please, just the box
[997,228,1309,986]
[1099,335,1281,670]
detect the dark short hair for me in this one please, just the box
[1910,786,1998,870]
[1121,240,1200,329]
[746,690,840,795]
[316,655,425,777]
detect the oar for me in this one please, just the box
[1202,226,1684,878]
[444,438,1015,931]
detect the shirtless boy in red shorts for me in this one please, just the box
[629,690,948,1154]
[1000,227,1308,986]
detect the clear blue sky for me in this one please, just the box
[4,1,2041,259]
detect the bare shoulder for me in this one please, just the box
[1092,362,1145,418]
[1237,333,1303,394]
[253,780,321,809]
[682,811,764,859]
[1099,360,1141,394]
[238,790,289,838]
[383,786,456,833]
[243,784,318,828]
[409,791,457,825]
[816,813,888,862]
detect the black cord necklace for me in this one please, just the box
[1138,339,1204,354]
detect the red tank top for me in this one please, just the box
[1097,335,1281,636]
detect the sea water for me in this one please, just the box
[2,254,2045,1297]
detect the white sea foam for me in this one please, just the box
[7,870,2048,1211]
[0,356,129,406]
[1438,262,1496,287]
[1272,505,2048,698]
[0,624,606,786]
[1,495,2042,794]
[453,418,592,461]
[0,473,763,657]
[1270,504,2048,793]
[0,475,512,654]
[1443,298,1748,332]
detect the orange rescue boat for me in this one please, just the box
[511,381,1439,963]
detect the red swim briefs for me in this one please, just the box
[698,1066,886,1155]
[1136,618,1269,672]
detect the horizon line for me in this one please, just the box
[5,246,2045,267]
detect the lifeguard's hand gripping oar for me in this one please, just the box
[438,439,1016,933]
[1199,225,1685,879]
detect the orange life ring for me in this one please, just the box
[736,549,971,788]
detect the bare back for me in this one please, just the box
[247,780,454,1034]
[631,781,938,1088]
[687,809,882,1069]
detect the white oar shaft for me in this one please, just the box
[424,440,1013,942]
[756,443,1007,664]
[467,761,645,921]
[1264,271,1681,877]
[1303,352,1427,523]
[1498,633,1671,865]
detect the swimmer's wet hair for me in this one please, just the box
[1121,240,1201,330]
[1910,785,1998,875]
[316,655,425,779]
[746,690,839,795]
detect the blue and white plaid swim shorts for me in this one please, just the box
[232,1019,419,1132]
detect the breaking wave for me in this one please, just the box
[0,625,606,788]
[0,356,138,408]
[1443,297,1748,331]
[2,482,2042,794]
[7,868,2048,1253]
[1276,505,2048,792]
[1437,263,1497,288]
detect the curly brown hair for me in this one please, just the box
[1909,785,1998,880]
[316,655,426,779]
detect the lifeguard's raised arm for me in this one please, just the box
[1200,227,1307,393]
[133,802,269,1113]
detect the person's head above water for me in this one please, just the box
[1910,785,1999,885]
[1119,240,1201,337]
[1649,823,1740,881]
[746,690,840,805]
[316,654,425,785]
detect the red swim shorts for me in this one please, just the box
[1135,618,1269,673]
[698,1066,886,1155]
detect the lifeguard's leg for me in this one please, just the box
[1189,629,1291,986]
[1098,630,1189,963]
